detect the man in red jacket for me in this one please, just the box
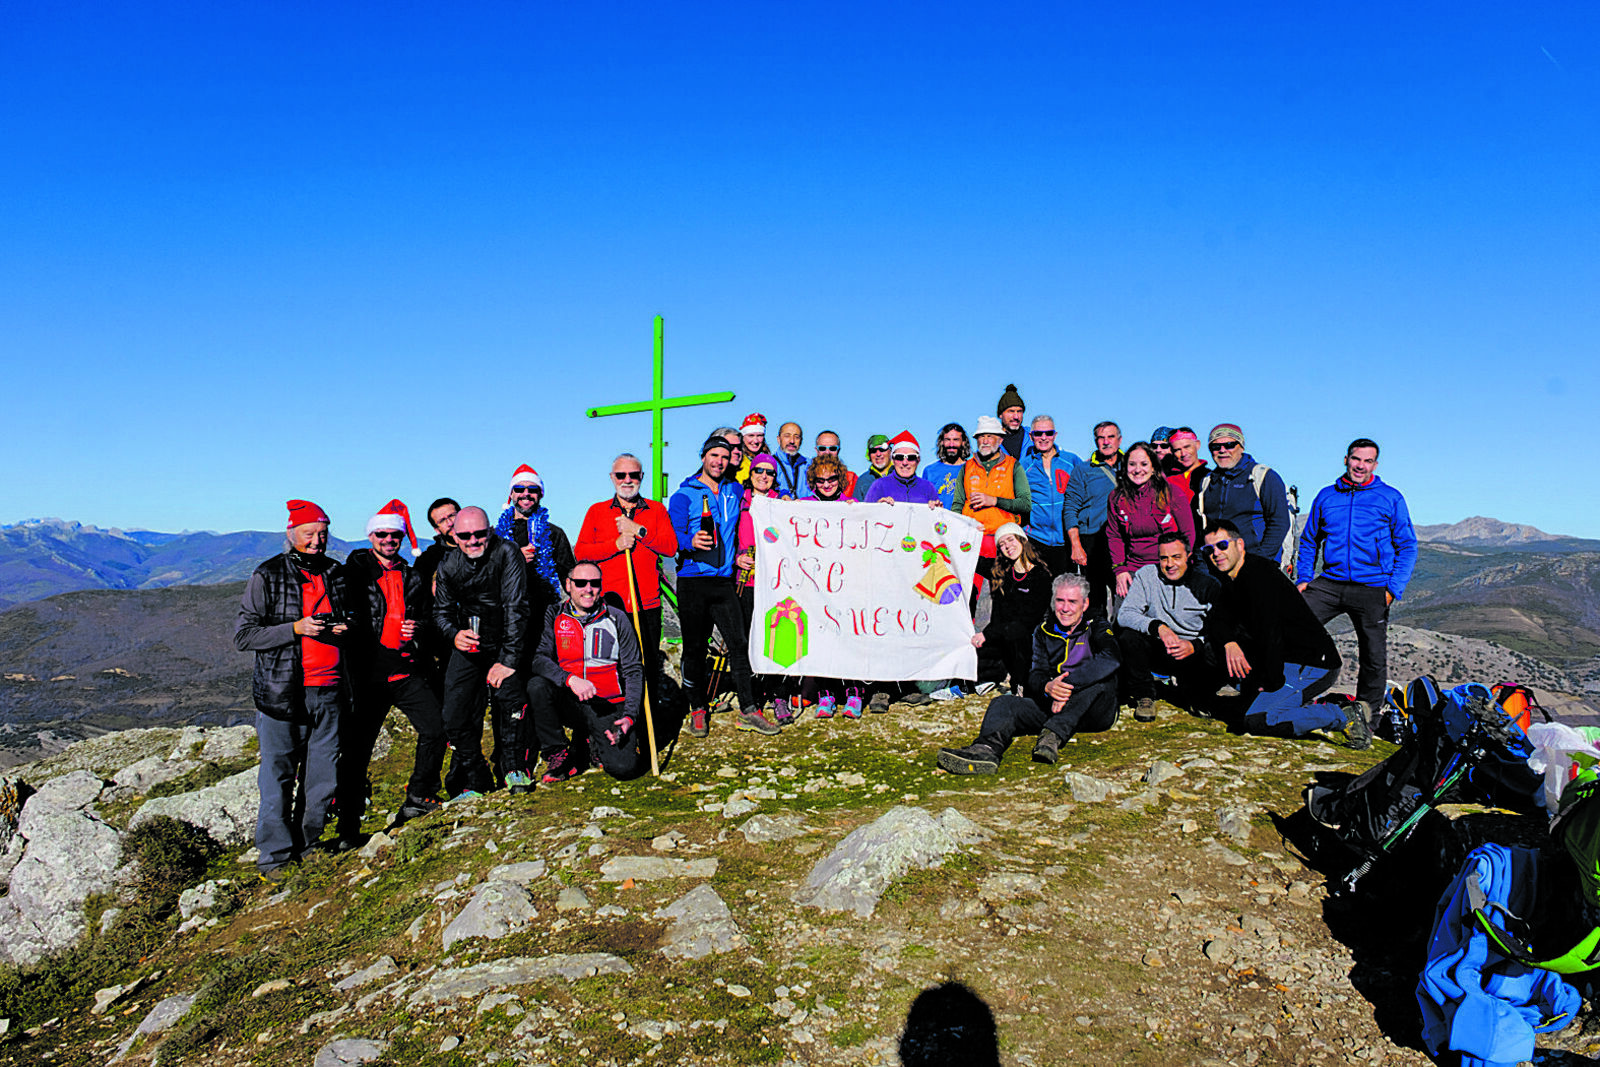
[574,452,680,685]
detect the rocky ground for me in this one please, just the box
[1,688,1597,1066]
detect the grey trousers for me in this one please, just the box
[255,685,342,872]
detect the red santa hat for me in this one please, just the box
[365,498,416,551]
[509,463,544,491]
[285,499,329,529]
[887,430,920,457]
[740,413,767,436]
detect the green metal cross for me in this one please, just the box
[587,316,736,502]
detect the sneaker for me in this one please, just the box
[1343,700,1374,751]
[1032,732,1060,764]
[974,681,1000,695]
[929,685,964,702]
[868,692,891,715]
[770,699,794,727]
[398,794,442,820]
[449,790,484,802]
[816,694,837,718]
[687,707,710,738]
[736,708,781,735]
[937,744,1000,775]
[844,688,864,717]
[540,746,580,784]
[1134,697,1157,723]
[505,770,535,795]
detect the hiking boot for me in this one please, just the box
[736,707,781,735]
[540,746,580,784]
[687,707,710,738]
[505,770,535,795]
[259,864,293,885]
[769,698,793,727]
[868,692,891,715]
[1134,697,1157,723]
[1032,732,1060,764]
[816,693,837,718]
[1343,700,1374,751]
[900,691,932,706]
[398,794,442,820]
[937,744,1000,776]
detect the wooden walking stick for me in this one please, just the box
[623,545,661,776]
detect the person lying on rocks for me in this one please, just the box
[937,572,1121,774]
[527,561,648,783]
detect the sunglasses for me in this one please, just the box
[612,471,642,481]
[891,454,918,462]
[869,445,889,453]
[511,485,541,495]
[1209,441,1240,452]
[455,529,490,542]
[815,445,839,453]
[752,467,778,477]
[1030,429,1056,437]
[570,577,602,588]
[815,476,840,485]
[1202,538,1234,554]
[372,531,403,540]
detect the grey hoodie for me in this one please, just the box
[1116,563,1221,642]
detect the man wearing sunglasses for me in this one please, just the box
[1020,414,1081,579]
[852,434,895,501]
[864,431,942,504]
[339,500,447,844]
[1194,423,1293,570]
[813,430,857,497]
[527,562,647,782]
[432,506,533,795]
[575,452,680,684]
[1201,520,1371,750]
[495,464,575,654]
[953,415,1032,567]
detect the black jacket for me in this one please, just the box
[234,551,351,720]
[344,547,428,683]
[1027,614,1120,697]
[1213,553,1339,691]
[432,535,529,669]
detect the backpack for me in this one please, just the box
[1196,464,1301,566]
[1493,683,1550,733]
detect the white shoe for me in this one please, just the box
[974,682,999,695]
[929,685,964,702]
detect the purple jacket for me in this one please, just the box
[864,473,942,505]
[1105,481,1196,576]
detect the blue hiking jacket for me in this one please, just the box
[1198,454,1290,562]
[1020,447,1081,548]
[1062,454,1119,536]
[1295,474,1419,598]
[668,473,744,579]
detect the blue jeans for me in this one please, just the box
[1242,662,1346,737]
[255,685,343,871]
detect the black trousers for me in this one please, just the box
[1035,543,1073,585]
[338,673,447,836]
[440,649,529,794]
[975,680,1119,755]
[603,595,664,686]
[525,676,645,779]
[1301,576,1390,707]
[1068,531,1113,621]
[976,624,1032,694]
[1113,627,1223,706]
[678,575,756,711]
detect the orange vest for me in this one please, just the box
[962,455,1016,534]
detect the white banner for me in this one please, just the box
[746,498,984,681]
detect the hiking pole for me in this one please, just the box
[623,545,661,777]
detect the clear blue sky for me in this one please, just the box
[3,2,1596,543]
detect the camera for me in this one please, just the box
[311,612,345,627]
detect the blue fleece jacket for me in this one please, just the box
[1062,454,1119,536]
[1198,454,1290,562]
[668,473,744,579]
[1020,447,1081,548]
[1295,474,1419,598]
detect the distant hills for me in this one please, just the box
[1414,516,1600,554]
[0,518,368,611]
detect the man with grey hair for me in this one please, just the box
[1020,413,1081,578]
[937,572,1121,774]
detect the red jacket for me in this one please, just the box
[574,496,679,612]
[1105,481,1196,576]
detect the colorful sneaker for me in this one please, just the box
[540,746,580,784]
[815,695,835,719]
[736,707,781,735]
[770,699,794,727]
[688,707,710,737]
[504,770,535,795]
[844,688,864,718]
[449,790,484,802]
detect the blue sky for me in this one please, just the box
[2,2,1596,543]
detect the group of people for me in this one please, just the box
[234,385,1418,878]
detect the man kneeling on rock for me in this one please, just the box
[938,573,1120,774]
[527,561,648,783]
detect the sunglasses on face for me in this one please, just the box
[1209,441,1240,453]
[1030,429,1056,437]
[372,531,403,541]
[892,454,918,463]
[511,486,541,495]
[752,467,778,477]
[612,471,642,481]
[815,445,839,453]
[455,529,490,542]
[1203,538,1234,554]
[815,476,840,485]
[570,577,602,588]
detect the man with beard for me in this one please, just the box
[1063,420,1125,619]
[997,384,1027,459]
[575,452,679,683]
[951,415,1031,564]
[495,464,575,651]
[234,499,352,880]
[922,423,970,511]
[339,499,447,846]
[772,421,809,499]
[411,496,460,699]
[1115,532,1226,722]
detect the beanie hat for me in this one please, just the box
[973,415,1004,437]
[887,430,921,457]
[749,453,779,473]
[997,383,1025,415]
[701,435,734,457]
[1169,429,1200,446]
[509,463,544,491]
[994,522,1028,544]
[865,433,890,461]
[365,498,417,551]
[740,413,767,436]
[1209,423,1245,447]
[1151,426,1175,443]
[286,499,329,529]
